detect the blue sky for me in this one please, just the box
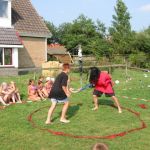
[31,0,150,31]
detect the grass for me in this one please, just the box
[0,69,150,150]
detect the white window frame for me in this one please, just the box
[0,48,13,67]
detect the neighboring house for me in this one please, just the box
[0,0,51,75]
[47,44,73,63]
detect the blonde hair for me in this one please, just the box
[0,82,8,93]
[1,82,7,88]
[10,81,15,84]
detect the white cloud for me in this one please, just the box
[140,4,150,12]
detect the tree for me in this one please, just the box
[45,21,59,44]
[109,0,133,56]
[133,27,150,54]
[58,14,109,56]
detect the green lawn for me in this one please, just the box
[0,69,150,150]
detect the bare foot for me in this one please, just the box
[118,110,122,113]
[17,101,22,104]
[92,107,98,111]
[60,119,70,123]
[45,121,52,125]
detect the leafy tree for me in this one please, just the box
[58,14,110,56]
[45,21,59,44]
[133,32,150,54]
[109,0,133,56]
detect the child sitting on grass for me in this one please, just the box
[28,79,41,102]
[45,77,54,96]
[37,80,48,99]
[45,63,71,125]
[9,81,22,103]
[0,89,8,106]
[0,82,16,104]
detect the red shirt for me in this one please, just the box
[95,72,114,94]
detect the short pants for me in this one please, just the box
[93,89,115,97]
[50,98,69,103]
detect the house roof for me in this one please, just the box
[47,44,68,55]
[12,0,51,38]
[0,28,22,45]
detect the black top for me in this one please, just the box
[49,72,68,100]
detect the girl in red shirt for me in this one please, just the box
[89,67,122,113]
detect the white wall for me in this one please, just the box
[12,48,18,68]
[0,0,12,28]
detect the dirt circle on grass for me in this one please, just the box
[27,103,147,140]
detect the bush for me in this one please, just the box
[129,52,149,68]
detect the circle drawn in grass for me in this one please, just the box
[28,104,146,140]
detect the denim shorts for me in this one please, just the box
[50,98,69,103]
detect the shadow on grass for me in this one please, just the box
[68,103,83,119]
[98,99,117,109]
[52,103,83,122]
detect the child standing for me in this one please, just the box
[45,63,71,124]
[89,67,122,113]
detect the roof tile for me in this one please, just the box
[12,0,51,37]
[0,28,22,45]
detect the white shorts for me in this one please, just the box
[50,98,69,103]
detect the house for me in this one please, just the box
[0,0,51,75]
[47,44,73,63]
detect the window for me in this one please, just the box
[0,48,12,66]
[4,48,12,65]
[0,48,3,65]
[0,1,8,18]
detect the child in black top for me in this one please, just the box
[45,63,71,124]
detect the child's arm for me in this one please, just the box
[27,86,31,96]
[1,90,12,95]
[62,86,71,97]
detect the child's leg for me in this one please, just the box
[60,101,70,122]
[4,95,10,103]
[0,97,7,105]
[42,89,48,98]
[17,92,22,103]
[92,95,99,110]
[38,91,45,100]
[12,94,16,103]
[111,96,122,113]
[45,102,57,124]
[35,96,41,101]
